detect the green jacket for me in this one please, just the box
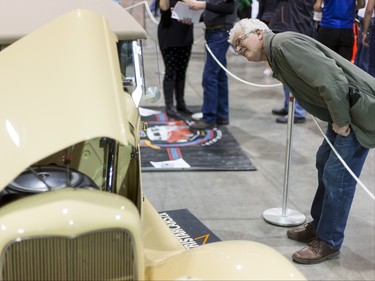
[265,31,375,148]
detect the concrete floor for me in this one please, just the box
[137,13,375,281]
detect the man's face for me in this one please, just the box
[231,30,263,62]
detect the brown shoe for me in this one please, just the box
[287,222,316,243]
[292,238,340,264]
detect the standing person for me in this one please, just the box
[314,0,365,61]
[362,0,375,76]
[150,0,161,16]
[257,0,278,76]
[228,18,374,264]
[354,0,374,73]
[238,0,253,20]
[267,0,316,124]
[158,0,194,118]
[257,0,279,25]
[313,6,322,38]
[185,0,238,129]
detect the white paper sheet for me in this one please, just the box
[150,158,191,169]
[171,2,203,24]
[139,107,162,117]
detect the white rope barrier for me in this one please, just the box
[205,43,283,88]
[126,1,374,201]
[312,117,374,201]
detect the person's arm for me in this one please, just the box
[184,0,235,14]
[356,0,366,10]
[362,0,375,46]
[314,0,323,12]
[205,0,235,14]
[183,0,206,10]
[159,0,170,11]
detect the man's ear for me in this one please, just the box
[256,29,263,39]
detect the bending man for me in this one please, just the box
[228,18,375,264]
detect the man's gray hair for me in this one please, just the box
[228,18,270,44]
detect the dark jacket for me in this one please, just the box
[203,0,238,26]
[257,0,279,24]
[268,0,315,37]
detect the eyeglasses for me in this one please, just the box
[232,32,252,52]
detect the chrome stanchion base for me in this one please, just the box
[263,208,305,227]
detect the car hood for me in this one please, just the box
[0,9,139,191]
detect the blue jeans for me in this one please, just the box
[368,24,375,77]
[283,86,305,118]
[355,17,375,76]
[202,28,230,123]
[311,123,369,249]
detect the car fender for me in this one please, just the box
[146,240,306,280]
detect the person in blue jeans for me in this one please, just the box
[266,0,316,124]
[272,86,306,123]
[185,0,238,130]
[200,28,231,127]
[309,123,369,251]
[362,0,375,77]
[355,0,375,75]
[228,18,374,264]
[257,0,307,123]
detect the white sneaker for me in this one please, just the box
[192,112,203,120]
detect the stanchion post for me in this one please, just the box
[142,2,146,29]
[262,94,306,226]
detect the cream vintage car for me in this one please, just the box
[0,2,306,280]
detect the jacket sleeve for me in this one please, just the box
[276,37,351,126]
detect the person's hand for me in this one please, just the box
[183,0,206,10]
[362,32,370,47]
[332,123,351,137]
[180,18,193,25]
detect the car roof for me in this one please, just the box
[0,0,147,45]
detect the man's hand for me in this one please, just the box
[333,123,351,137]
